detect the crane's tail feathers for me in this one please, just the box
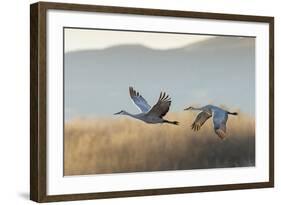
[164,120,179,125]
[227,111,238,115]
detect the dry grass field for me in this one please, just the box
[64,112,255,176]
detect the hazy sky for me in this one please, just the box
[65,28,213,52]
[64,28,255,121]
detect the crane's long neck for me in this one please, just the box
[122,110,139,118]
[122,111,133,116]
[190,106,204,111]
[187,106,212,115]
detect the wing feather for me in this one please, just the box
[129,87,151,113]
[191,111,212,131]
[215,129,226,140]
[147,92,172,118]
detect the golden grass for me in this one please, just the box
[64,112,255,176]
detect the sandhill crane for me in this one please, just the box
[114,87,179,125]
[184,105,238,139]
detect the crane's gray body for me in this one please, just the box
[185,104,237,139]
[114,87,178,125]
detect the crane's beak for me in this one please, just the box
[114,111,122,115]
[184,107,191,111]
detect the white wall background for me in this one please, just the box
[0,0,279,204]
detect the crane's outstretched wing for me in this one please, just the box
[147,92,171,118]
[129,87,151,113]
[191,111,212,131]
[213,110,228,139]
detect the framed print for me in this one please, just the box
[30,1,274,202]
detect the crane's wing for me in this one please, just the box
[129,87,151,113]
[213,110,228,139]
[191,111,212,131]
[147,92,171,118]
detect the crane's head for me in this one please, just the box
[114,110,126,115]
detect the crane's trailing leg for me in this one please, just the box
[227,111,238,115]
[163,120,179,125]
